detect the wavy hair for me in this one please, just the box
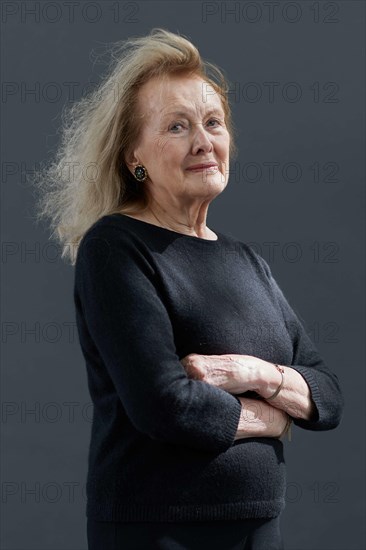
[31,28,238,265]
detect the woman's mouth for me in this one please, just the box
[186,164,219,172]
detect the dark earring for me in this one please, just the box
[134,164,148,182]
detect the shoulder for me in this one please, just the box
[75,216,134,273]
[78,215,137,255]
[75,214,155,281]
[241,243,272,279]
[79,214,129,243]
[218,230,272,280]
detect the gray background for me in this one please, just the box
[1,1,365,549]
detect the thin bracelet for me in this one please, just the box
[265,364,284,400]
[279,417,293,441]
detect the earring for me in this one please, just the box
[134,164,148,182]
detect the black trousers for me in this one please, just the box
[87,515,285,550]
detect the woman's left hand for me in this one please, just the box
[180,353,268,394]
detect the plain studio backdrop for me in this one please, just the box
[1,1,364,549]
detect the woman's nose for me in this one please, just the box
[190,124,213,155]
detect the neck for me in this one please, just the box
[142,201,216,240]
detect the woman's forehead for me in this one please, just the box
[137,76,223,115]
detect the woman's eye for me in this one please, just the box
[207,118,221,127]
[169,118,222,133]
[169,122,185,133]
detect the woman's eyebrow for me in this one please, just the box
[161,108,224,120]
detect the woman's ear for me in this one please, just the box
[124,148,139,171]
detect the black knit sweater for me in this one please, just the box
[73,213,344,522]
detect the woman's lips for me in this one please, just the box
[186,164,218,172]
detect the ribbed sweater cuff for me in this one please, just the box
[289,365,323,426]
[219,395,242,450]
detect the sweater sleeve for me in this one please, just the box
[251,250,345,431]
[75,226,242,453]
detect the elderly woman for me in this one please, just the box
[35,28,344,550]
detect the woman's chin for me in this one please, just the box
[185,171,227,187]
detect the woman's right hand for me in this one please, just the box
[234,397,291,440]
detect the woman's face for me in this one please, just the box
[127,73,230,206]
